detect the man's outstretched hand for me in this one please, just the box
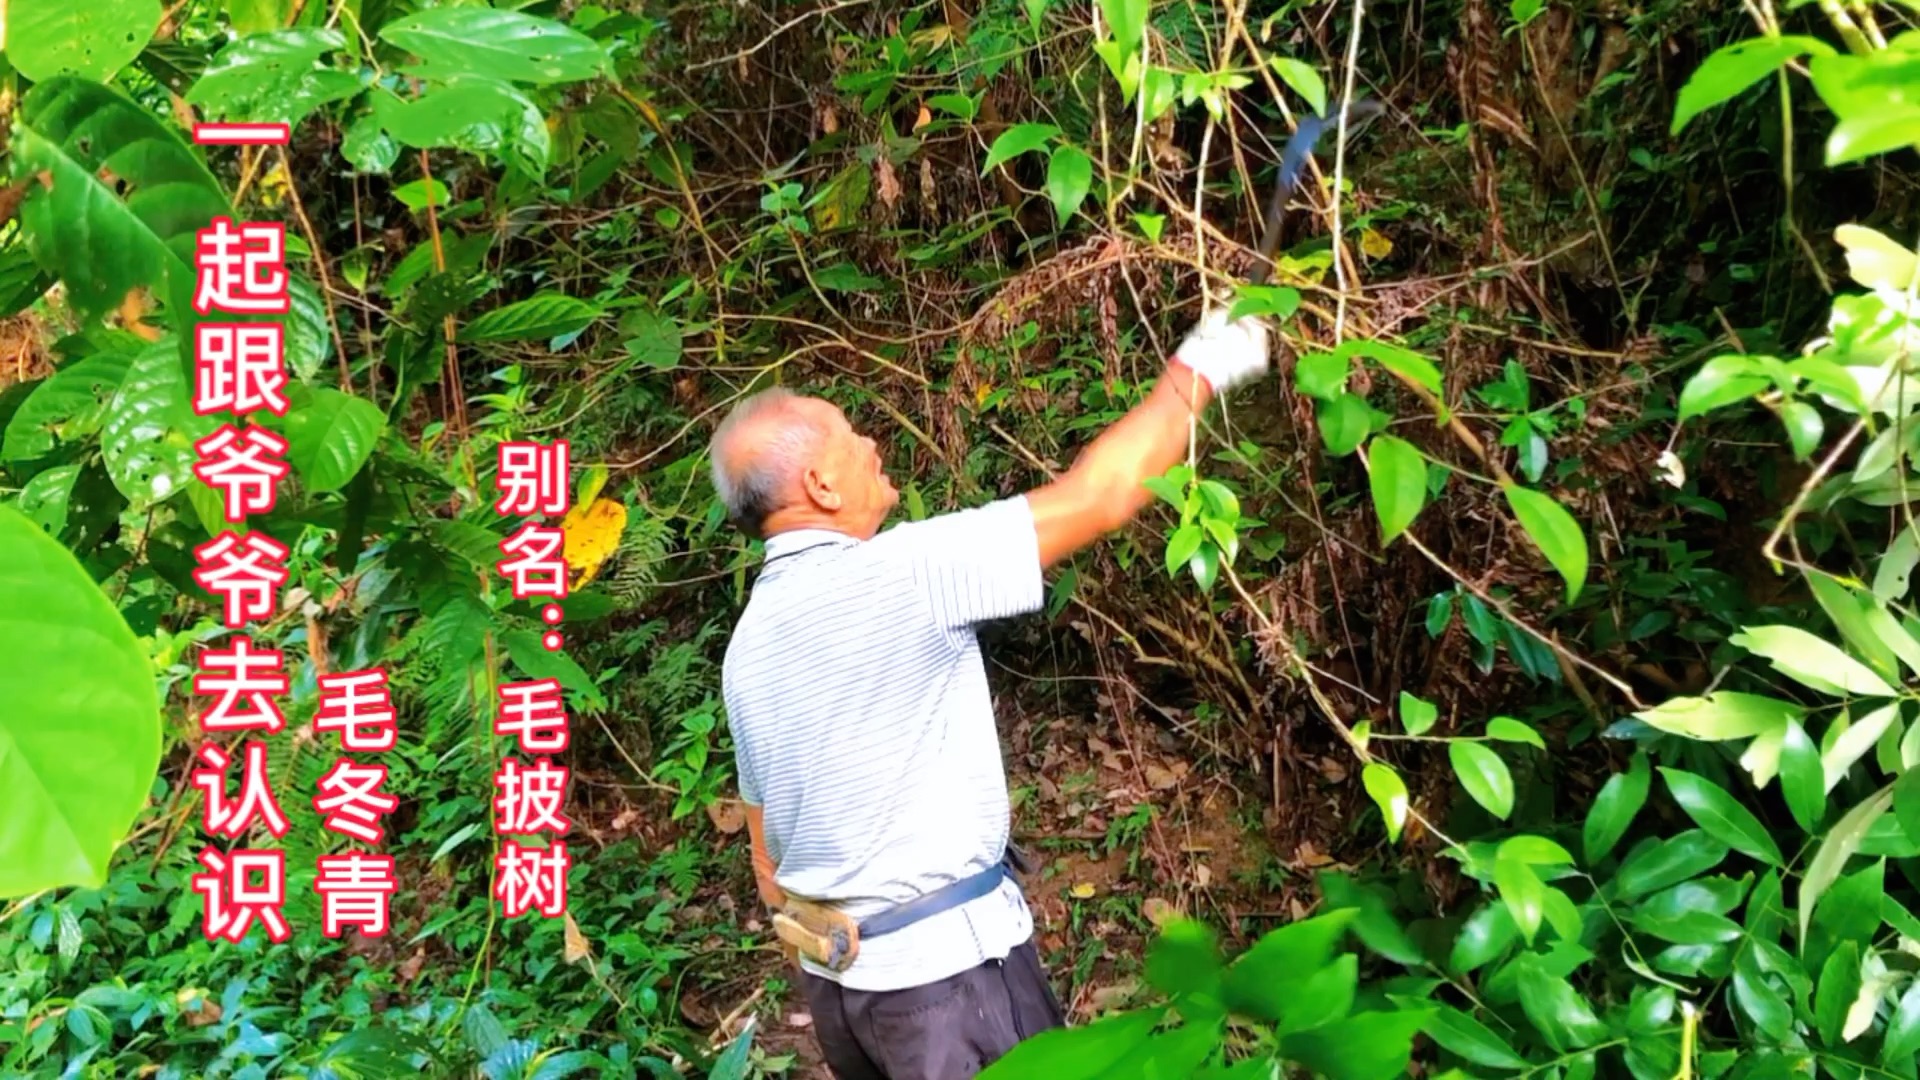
[1172,309,1271,394]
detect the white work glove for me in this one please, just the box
[1172,309,1271,394]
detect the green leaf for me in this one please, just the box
[1451,903,1517,973]
[1270,57,1329,116]
[1732,945,1795,1041]
[1487,717,1546,750]
[1144,919,1222,998]
[1494,855,1544,943]
[460,293,602,343]
[1318,393,1371,456]
[283,274,333,384]
[1672,36,1836,135]
[185,29,362,128]
[17,465,80,537]
[1362,764,1409,842]
[1450,742,1514,819]
[1045,146,1093,221]
[1800,784,1895,943]
[1824,701,1900,793]
[621,308,682,371]
[1499,835,1575,865]
[1730,625,1899,697]
[1809,575,1900,680]
[1659,768,1784,867]
[1337,340,1444,397]
[1399,692,1438,735]
[1516,961,1609,1052]
[8,0,163,83]
[1613,829,1730,901]
[1227,284,1302,323]
[1368,435,1427,544]
[1781,719,1827,832]
[1503,485,1588,602]
[1280,1009,1432,1080]
[1278,954,1358,1035]
[981,123,1060,173]
[379,7,609,85]
[0,505,162,894]
[1814,941,1862,1046]
[1895,772,1920,857]
[100,341,217,510]
[1418,1005,1529,1070]
[1295,352,1350,400]
[1632,691,1802,741]
[1827,109,1920,165]
[1166,523,1204,578]
[1222,910,1355,1022]
[1677,355,1768,419]
[1584,751,1650,863]
[366,78,553,177]
[277,386,384,493]
[2,352,134,462]
[504,630,605,709]
[1779,401,1824,461]
[814,264,883,293]
[1882,979,1920,1065]
[709,1018,755,1080]
[14,78,229,320]
[1807,859,1885,972]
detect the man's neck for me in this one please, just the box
[760,509,873,542]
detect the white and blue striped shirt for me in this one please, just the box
[722,496,1045,992]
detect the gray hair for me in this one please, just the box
[709,388,829,535]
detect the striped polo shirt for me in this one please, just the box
[722,496,1044,992]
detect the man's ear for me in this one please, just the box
[800,466,841,511]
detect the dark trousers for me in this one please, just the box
[800,942,1065,1080]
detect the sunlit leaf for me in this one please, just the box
[0,505,162,895]
[1671,36,1835,135]
[1367,435,1426,544]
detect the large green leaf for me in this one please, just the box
[362,78,552,177]
[0,505,161,895]
[1659,768,1784,867]
[1222,909,1355,1021]
[13,78,229,320]
[460,293,602,343]
[1450,741,1515,819]
[1280,1009,1433,1080]
[1584,751,1650,863]
[1367,435,1427,544]
[277,386,384,493]
[100,340,217,509]
[1361,763,1408,842]
[978,1007,1161,1080]
[1633,691,1801,741]
[8,0,162,83]
[1417,1004,1529,1070]
[981,123,1060,173]
[1046,145,1094,221]
[1493,854,1544,943]
[1612,829,1730,901]
[1,352,135,462]
[379,7,609,85]
[1781,719,1827,832]
[185,29,363,128]
[1800,784,1895,943]
[1672,36,1837,135]
[1503,484,1587,602]
[1516,961,1609,1052]
[1144,919,1223,999]
[1814,941,1862,1046]
[1731,625,1899,697]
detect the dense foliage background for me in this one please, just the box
[5,0,1920,1076]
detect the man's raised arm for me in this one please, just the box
[1026,310,1269,568]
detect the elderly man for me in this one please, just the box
[710,309,1269,1080]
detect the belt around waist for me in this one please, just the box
[857,860,1014,940]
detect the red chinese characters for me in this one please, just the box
[491,441,578,918]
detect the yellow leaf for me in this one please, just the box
[563,911,591,964]
[1070,882,1096,899]
[974,382,994,406]
[561,498,627,588]
[1360,227,1393,259]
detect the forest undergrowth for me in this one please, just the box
[4,0,1920,1077]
